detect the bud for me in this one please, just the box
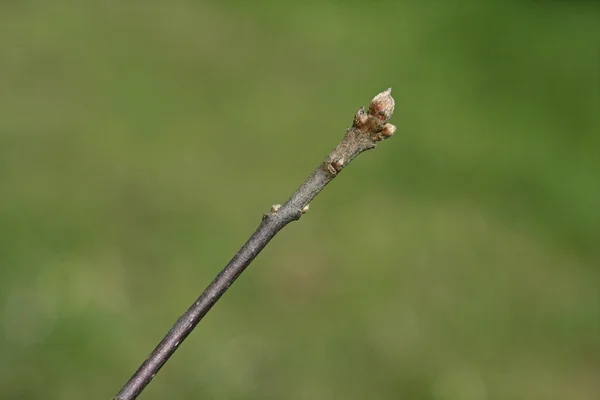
[353,106,369,128]
[380,123,396,139]
[368,88,395,122]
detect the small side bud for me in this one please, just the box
[301,204,310,214]
[380,123,396,139]
[271,204,281,212]
[330,157,344,171]
[368,88,395,122]
[353,106,368,128]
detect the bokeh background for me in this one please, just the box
[1,1,599,399]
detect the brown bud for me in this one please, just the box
[353,106,368,128]
[380,123,396,138]
[368,88,395,122]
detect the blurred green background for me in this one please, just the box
[1,1,599,399]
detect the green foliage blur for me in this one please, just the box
[1,1,599,399]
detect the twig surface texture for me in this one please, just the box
[114,89,396,400]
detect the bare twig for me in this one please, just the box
[114,88,396,400]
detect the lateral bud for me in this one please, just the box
[353,106,369,128]
[380,123,396,139]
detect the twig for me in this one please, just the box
[114,88,396,400]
